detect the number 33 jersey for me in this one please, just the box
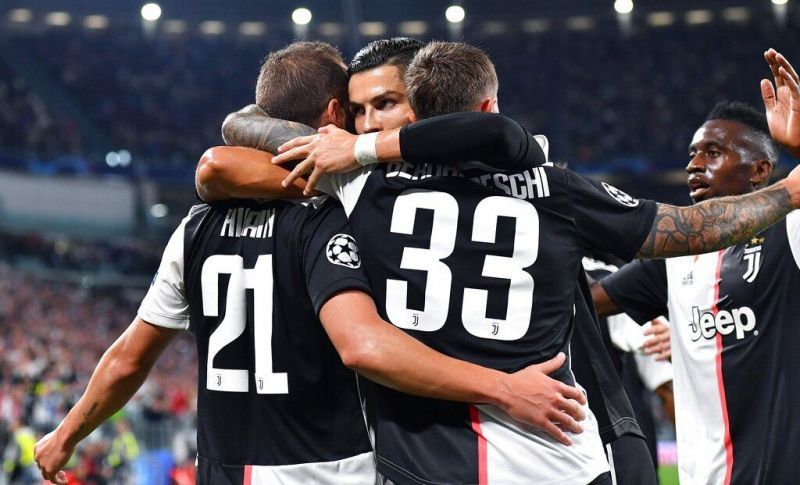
[138,197,374,484]
[316,162,657,484]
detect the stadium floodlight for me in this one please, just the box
[445,5,466,23]
[45,12,71,26]
[772,0,788,5]
[150,204,169,218]
[614,0,634,15]
[84,15,110,29]
[141,3,162,21]
[8,8,33,23]
[292,8,312,25]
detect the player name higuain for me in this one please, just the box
[385,162,551,199]
[220,207,276,238]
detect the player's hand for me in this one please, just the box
[273,124,359,195]
[762,48,800,159]
[498,352,587,446]
[34,428,72,485]
[642,318,671,361]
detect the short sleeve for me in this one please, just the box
[600,259,668,324]
[300,199,373,315]
[138,213,192,329]
[315,167,374,217]
[566,170,657,262]
[787,210,800,270]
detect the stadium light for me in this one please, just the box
[8,8,33,23]
[141,3,162,21]
[292,8,312,25]
[399,21,428,35]
[772,0,788,5]
[84,15,110,29]
[150,204,169,218]
[45,12,71,26]
[446,5,466,23]
[614,0,634,15]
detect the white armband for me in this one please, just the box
[354,132,380,166]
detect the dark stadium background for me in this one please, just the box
[0,0,796,482]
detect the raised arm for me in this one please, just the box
[762,49,800,159]
[222,104,317,154]
[637,171,800,258]
[320,290,588,446]
[272,113,546,194]
[33,318,178,484]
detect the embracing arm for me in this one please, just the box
[34,318,178,483]
[637,178,800,258]
[222,104,317,154]
[195,147,308,202]
[320,290,587,446]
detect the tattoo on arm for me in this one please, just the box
[637,184,793,258]
[221,104,316,154]
[75,402,98,437]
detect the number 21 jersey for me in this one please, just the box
[138,197,374,484]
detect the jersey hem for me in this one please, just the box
[312,278,373,316]
[137,309,189,330]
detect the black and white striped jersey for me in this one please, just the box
[601,211,800,485]
[138,197,375,484]
[315,156,657,484]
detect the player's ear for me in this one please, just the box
[408,111,418,123]
[751,159,773,188]
[326,98,347,129]
[478,97,499,113]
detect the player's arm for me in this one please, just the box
[273,114,547,194]
[319,290,587,446]
[33,318,178,484]
[637,173,800,258]
[762,49,800,159]
[195,147,309,202]
[590,282,620,318]
[221,104,317,154]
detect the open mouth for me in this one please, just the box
[688,178,711,198]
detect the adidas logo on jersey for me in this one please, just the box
[326,234,361,269]
[689,306,757,342]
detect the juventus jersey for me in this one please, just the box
[138,197,374,484]
[601,211,800,485]
[316,155,657,484]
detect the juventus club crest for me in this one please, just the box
[601,182,640,207]
[326,234,362,268]
[743,237,765,283]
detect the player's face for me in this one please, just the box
[686,120,757,203]
[348,65,414,134]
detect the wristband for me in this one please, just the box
[354,132,380,166]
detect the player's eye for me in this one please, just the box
[375,99,396,111]
[707,150,721,158]
[349,105,364,116]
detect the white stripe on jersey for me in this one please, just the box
[473,392,609,484]
[665,252,728,485]
[246,451,376,485]
[787,210,800,270]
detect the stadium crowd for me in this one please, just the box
[0,14,797,173]
[0,263,197,483]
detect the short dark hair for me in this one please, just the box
[706,101,779,164]
[348,37,425,76]
[255,42,348,128]
[405,41,499,119]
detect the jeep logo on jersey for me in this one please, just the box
[689,306,757,342]
[326,234,361,268]
[601,182,640,207]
